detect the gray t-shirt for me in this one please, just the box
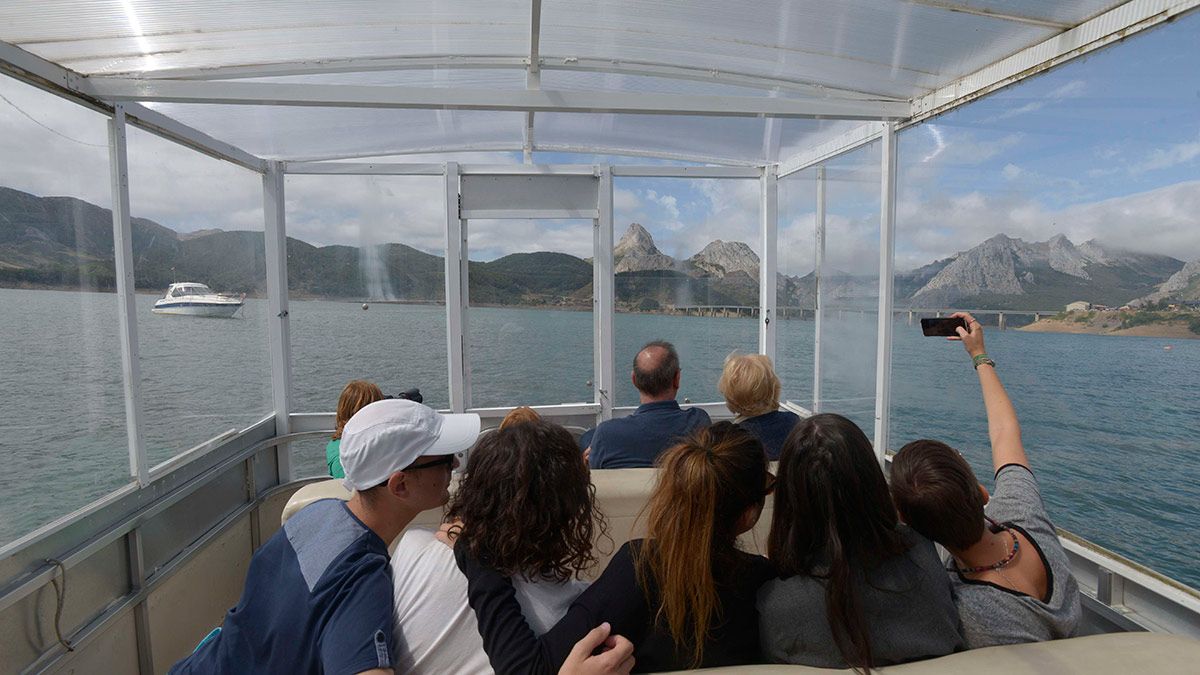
[757,526,964,668]
[950,464,1082,648]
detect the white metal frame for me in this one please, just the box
[812,166,827,413]
[108,104,148,487]
[758,166,778,361]
[80,78,909,120]
[872,124,899,462]
[595,168,616,421]
[444,162,469,413]
[262,161,293,480]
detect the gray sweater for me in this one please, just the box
[951,464,1081,647]
[757,526,965,668]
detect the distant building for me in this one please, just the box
[1065,301,1091,312]
[1092,304,1111,311]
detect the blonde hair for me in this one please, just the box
[718,353,781,417]
[333,380,385,440]
[499,406,541,430]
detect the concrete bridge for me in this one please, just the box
[670,305,1054,330]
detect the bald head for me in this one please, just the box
[632,340,681,400]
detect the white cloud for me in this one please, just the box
[644,189,681,221]
[1002,163,1022,180]
[1129,132,1200,174]
[894,180,1200,269]
[980,79,1087,123]
[922,125,946,163]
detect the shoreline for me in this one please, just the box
[1020,317,1200,340]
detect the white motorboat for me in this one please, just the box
[152,283,245,318]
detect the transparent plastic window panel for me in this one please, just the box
[889,13,1200,590]
[285,174,449,478]
[126,126,272,469]
[0,75,129,547]
[466,219,595,409]
[611,177,760,408]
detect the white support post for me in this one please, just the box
[444,163,469,413]
[812,166,826,413]
[594,167,616,422]
[758,166,778,361]
[262,161,293,482]
[109,104,148,486]
[873,123,898,464]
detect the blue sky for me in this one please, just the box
[0,12,1197,278]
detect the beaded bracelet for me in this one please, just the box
[973,353,995,369]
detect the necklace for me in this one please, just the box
[958,520,1020,574]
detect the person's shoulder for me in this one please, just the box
[687,406,712,422]
[390,527,445,566]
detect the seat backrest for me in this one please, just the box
[281,467,774,573]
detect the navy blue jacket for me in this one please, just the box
[588,400,711,468]
[737,409,801,460]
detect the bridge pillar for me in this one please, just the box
[936,310,942,318]
[998,312,1006,330]
[908,310,913,325]
[1034,312,1040,322]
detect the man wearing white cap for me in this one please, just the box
[170,399,480,675]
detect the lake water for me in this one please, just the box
[2,288,1198,590]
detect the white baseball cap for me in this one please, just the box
[339,399,481,492]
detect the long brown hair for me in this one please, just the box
[636,421,768,667]
[332,380,384,440]
[768,414,907,673]
[449,420,605,581]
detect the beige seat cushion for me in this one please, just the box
[688,632,1200,673]
[282,468,772,569]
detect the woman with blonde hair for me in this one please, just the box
[718,352,799,460]
[455,421,775,673]
[325,379,384,478]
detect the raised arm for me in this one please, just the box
[950,312,1030,474]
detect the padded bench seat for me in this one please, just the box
[281,475,1200,674]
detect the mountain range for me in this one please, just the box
[1,185,1194,311]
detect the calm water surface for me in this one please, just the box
[2,288,1197,590]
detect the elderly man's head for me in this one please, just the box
[632,340,681,400]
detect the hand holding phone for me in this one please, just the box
[920,317,967,337]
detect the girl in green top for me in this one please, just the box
[326,380,385,478]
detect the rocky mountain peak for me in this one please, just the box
[614,222,676,274]
[615,223,661,258]
[688,240,759,278]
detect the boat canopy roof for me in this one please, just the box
[0,0,1169,166]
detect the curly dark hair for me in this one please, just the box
[448,419,606,582]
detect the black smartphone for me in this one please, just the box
[920,317,967,337]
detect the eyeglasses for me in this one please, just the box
[405,455,457,472]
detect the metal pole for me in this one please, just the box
[759,166,778,361]
[812,166,826,413]
[873,122,898,464]
[443,162,468,413]
[108,104,148,486]
[595,167,615,422]
[262,161,293,482]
